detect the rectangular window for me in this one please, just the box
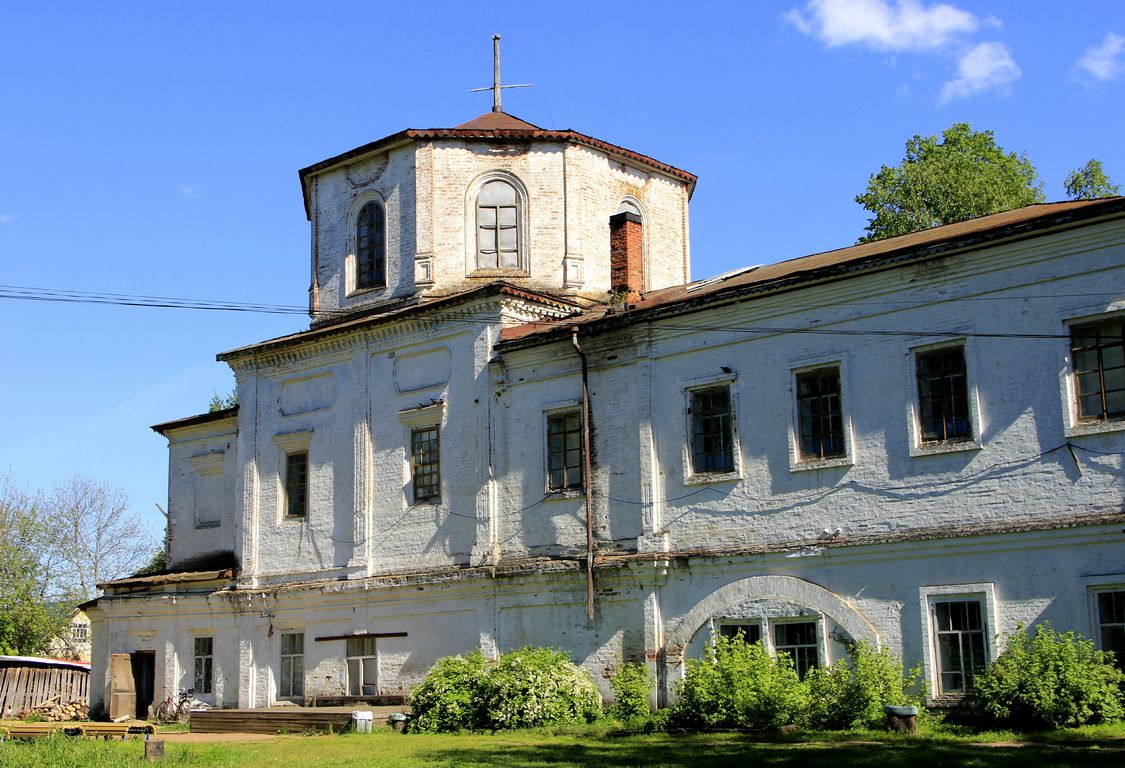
[690,386,734,474]
[71,624,88,642]
[773,621,819,678]
[346,637,378,696]
[1071,318,1125,422]
[796,368,845,460]
[718,622,762,645]
[547,411,584,491]
[1096,591,1125,671]
[279,633,304,699]
[284,451,308,518]
[411,426,440,503]
[916,346,971,443]
[193,636,214,695]
[932,600,987,694]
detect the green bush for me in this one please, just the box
[407,649,487,733]
[975,622,1125,730]
[805,641,924,730]
[477,647,602,730]
[408,646,601,732]
[674,634,809,730]
[609,662,654,722]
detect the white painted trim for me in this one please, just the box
[918,582,998,700]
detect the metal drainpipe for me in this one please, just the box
[571,328,596,623]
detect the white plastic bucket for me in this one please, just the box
[352,710,374,734]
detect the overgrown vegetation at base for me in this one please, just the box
[408,647,601,732]
[608,663,654,724]
[974,622,1125,730]
[672,635,924,731]
[673,634,809,730]
[805,641,924,730]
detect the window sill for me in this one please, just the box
[468,268,530,279]
[1065,417,1125,438]
[790,455,852,473]
[346,285,388,298]
[282,515,307,523]
[684,470,741,486]
[909,438,981,458]
[544,488,584,501]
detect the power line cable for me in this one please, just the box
[2,283,1115,341]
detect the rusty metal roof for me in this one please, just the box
[297,112,697,218]
[499,197,1125,347]
[454,111,543,130]
[152,405,238,436]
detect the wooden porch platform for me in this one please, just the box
[188,705,407,735]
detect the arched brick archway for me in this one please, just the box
[658,575,881,702]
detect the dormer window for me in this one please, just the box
[476,179,520,270]
[356,200,386,290]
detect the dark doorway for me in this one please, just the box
[130,651,156,720]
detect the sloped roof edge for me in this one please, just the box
[297,114,697,218]
[152,405,238,436]
[217,283,582,363]
[498,197,1125,349]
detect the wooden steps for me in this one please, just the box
[1,721,154,740]
[189,709,363,734]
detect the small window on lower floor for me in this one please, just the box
[773,621,819,678]
[346,637,378,696]
[1096,591,1125,671]
[279,633,304,699]
[718,622,762,645]
[193,637,214,694]
[932,600,987,695]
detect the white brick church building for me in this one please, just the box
[86,102,1125,717]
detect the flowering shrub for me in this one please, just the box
[975,623,1125,729]
[674,634,809,729]
[477,647,602,730]
[408,646,601,732]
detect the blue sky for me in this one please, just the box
[1,1,1122,543]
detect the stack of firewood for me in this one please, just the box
[23,695,89,721]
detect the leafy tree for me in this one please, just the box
[856,123,1044,242]
[1064,159,1121,200]
[0,476,68,655]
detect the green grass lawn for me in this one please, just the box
[2,727,1123,768]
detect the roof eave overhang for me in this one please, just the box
[152,406,239,436]
[217,283,582,365]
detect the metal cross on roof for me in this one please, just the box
[469,35,533,113]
